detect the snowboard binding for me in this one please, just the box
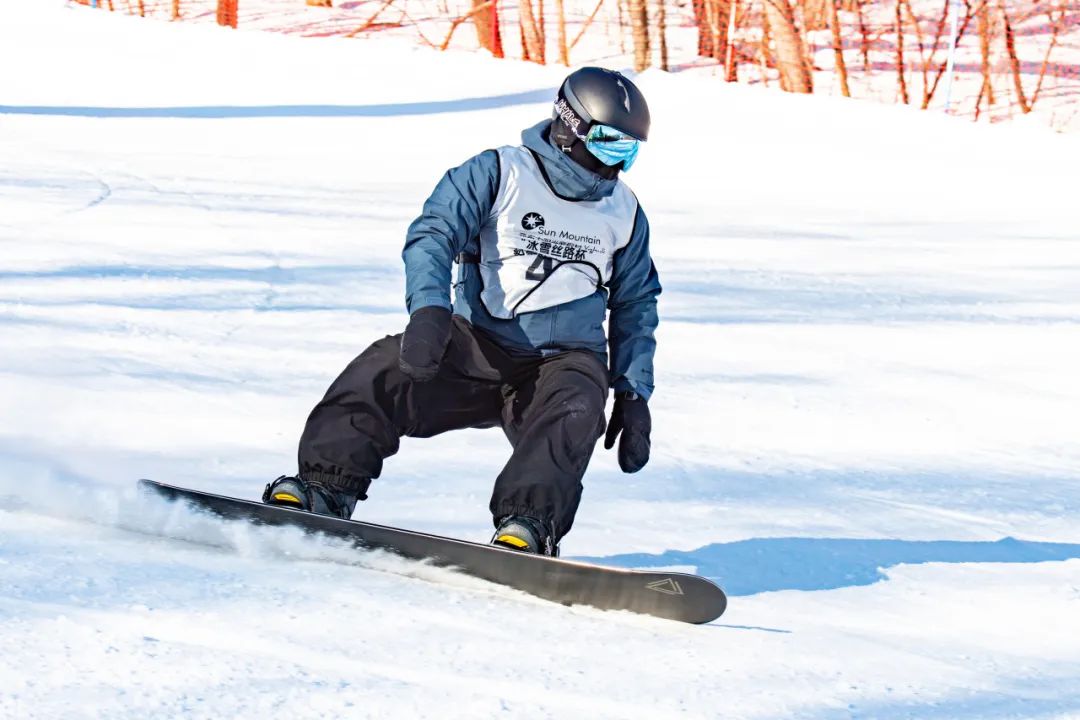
[262,475,357,520]
[492,515,559,557]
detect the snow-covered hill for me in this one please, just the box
[2,2,1080,718]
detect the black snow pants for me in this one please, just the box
[297,315,609,540]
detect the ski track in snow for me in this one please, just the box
[2,2,1080,718]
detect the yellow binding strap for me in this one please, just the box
[496,534,529,549]
[272,493,302,505]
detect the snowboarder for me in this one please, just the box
[263,67,660,556]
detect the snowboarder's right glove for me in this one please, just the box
[399,306,452,382]
[604,391,651,474]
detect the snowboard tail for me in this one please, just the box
[138,479,727,624]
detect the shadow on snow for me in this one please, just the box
[0,88,553,119]
[577,536,1080,596]
[0,263,392,284]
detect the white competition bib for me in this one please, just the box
[477,146,638,319]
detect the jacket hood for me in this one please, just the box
[521,120,618,202]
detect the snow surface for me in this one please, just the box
[62,0,1080,133]
[3,2,1080,718]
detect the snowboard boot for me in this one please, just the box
[492,515,558,557]
[262,475,358,520]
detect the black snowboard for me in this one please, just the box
[139,479,727,624]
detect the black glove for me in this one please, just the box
[398,306,452,382]
[604,391,651,473]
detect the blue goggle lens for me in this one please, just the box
[584,124,641,171]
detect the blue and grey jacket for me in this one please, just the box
[402,120,661,399]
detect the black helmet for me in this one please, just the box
[551,67,651,149]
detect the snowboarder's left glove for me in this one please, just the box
[604,391,651,473]
[399,306,452,382]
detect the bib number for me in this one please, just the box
[525,255,555,282]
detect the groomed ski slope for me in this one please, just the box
[3,3,1080,718]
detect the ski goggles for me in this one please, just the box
[584,124,642,171]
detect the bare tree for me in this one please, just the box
[630,0,651,71]
[763,0,813,92]
[694,0,731,63]
[345,0,396,37]
[570,0,605,51]
[657,0,670,71]
[977,0,994,113]
[617,0,627,55]
[710,0,729,64]
[985,0,1065,116]
[692,0,707,56]
[759,4,774,86]
[519,0,546,63]
[216,0,237,27]
[1031,0,1067,107]
[855,0,871,72]
[441,0,504,54]
[725,0,739,81]
[999,0,1029,112]
[902,0,934,108]
[538,0,546,54]
[472,0,504,58]
[895,0,909,103]
[916,0,952,108]
[922,0,982,106]
[826,0,850,95]
[555,0,569,64]
[801,0,828,31]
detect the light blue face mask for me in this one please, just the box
[584,124,642,171]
